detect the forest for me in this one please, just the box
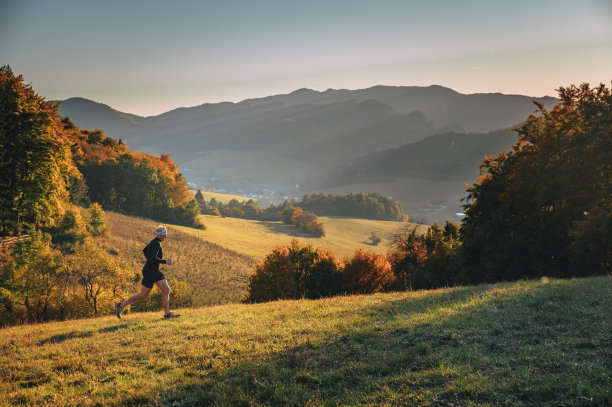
[0,65,202,236]
[196,191,406,222]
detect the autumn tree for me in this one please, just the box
[2,227,70,322]
[279,206,326,237]
[461,83,612,282]
[418,221,461,288]
[343,250,395,294]
[69,239,129,316]
[245,240,342,302]
[51,207,89,253]
[86,202,108,236]
[0,66,77,234]
[75,138,202,227]
[387,225,428,289]
[242,200,261,218]
[195,190,207,213]
[300,193,406,221]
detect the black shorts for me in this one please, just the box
[142,269,165,289]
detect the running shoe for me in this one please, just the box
[164,312,180,319]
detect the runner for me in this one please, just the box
[115,225,180,319]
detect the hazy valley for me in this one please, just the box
[58,85,557,223]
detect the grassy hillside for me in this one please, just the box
[170,214,416,259]
[1,276,609,406]
[103,212,255,305]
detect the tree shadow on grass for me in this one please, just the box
[38,330,94,346]
[157,286,493,406]
[125,279,612,406]
[38,323,131,346]
[98,323,130,334]
[257,220,313,239]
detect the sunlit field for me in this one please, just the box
[2,276,610,406]
[169,214,419,260]
[189,189,257,204]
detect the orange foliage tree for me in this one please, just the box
[342,249,395,294]
[280,206,325,237]
[61,119,202,227]
[245,240,342,302]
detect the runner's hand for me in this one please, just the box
[167,258,173,265]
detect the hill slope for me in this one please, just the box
[103,212,255,305]
[308,129,518,186]
[1,276,609,406]
[170,214,414,259]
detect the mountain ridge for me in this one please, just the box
[58,85,558,223]
[60,85,557,127]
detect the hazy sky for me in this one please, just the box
[1,0,611,116]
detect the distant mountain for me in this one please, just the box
[58,85,558,223]
[309,129,518,187]
[242,85,557,133]
[59,97,143,135]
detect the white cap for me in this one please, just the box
[156,225,167,236]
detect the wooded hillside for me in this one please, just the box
[0,65,201,235]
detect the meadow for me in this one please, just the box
[1,275,609,406]
[170,214,416,259]
[190,189,258,204]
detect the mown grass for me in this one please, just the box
[170,214,416,259]
[1,276,610,406]
[103,211,255,305]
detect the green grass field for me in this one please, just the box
[170,214,417,260]
[2,276,610,406]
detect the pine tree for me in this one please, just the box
[87,203,108,236]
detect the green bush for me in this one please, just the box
[51,208,89,253]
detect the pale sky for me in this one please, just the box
[1,0,611,116]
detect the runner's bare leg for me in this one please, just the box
[156,279,171,315]
[120,285,152,310]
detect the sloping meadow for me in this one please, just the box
[1,276,610,406]
[102,211,255,306]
